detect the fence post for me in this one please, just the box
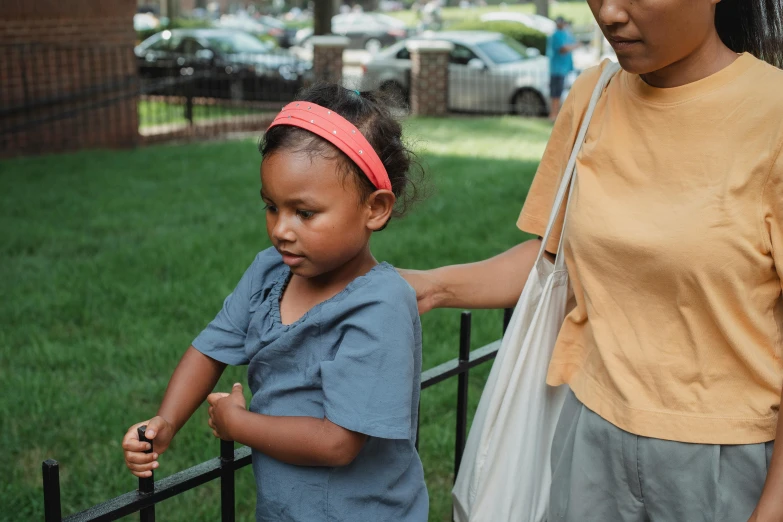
[503,307,513,333]
[137,426,155,522]
[453,311,471,481]
[42,459,62,522]
[184,83,194,126]
[220,439,236,522]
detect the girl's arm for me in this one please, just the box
[157,346,227,431]
[401,239,546,314]
[123,347,226,477]
[208,384,367,467]
[748,386,783,521]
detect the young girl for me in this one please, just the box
[122,84,429,521]
[405,1,783,521]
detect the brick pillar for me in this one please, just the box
[311,36,349,85]
[1,0,138,157]
[407,40,453,117]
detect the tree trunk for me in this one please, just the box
[314,0,339,35]
[534,0,549,18]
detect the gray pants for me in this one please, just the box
[550,390,774,522]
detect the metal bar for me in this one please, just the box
[137,426,155,522]
[0,81,138,137]
[415,403,420,451]
[220,440,236,522]
[137,426,155,494]
[453,312,471,480]
[43,459,62,522]
[61,448,252,522]
[503,307,513,334]
[421,340,500,390]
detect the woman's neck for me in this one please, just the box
[641,32,739,88]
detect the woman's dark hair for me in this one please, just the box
[259,83,425,226]
[715,0,783,68]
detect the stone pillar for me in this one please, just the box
[311,36,350,85]
[407,40,453,117]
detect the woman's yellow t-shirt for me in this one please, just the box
[518,54,783,444]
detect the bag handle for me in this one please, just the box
[535,61,621,270]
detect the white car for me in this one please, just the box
[479,12,557,36]
[361,31,550,116]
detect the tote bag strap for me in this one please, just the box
[535,61,622,269]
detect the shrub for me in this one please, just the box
[447,20,547,55]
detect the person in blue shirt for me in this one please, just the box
[547,17,581,121]
[121,84,429,521]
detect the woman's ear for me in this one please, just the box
[366,190,396,231]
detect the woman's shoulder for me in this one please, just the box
[745,55,783,106]
[565,60,616,111]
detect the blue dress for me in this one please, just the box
[192,248,429,521]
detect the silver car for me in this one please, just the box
[361,31,550,116]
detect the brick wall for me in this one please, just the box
[1,0,139,156]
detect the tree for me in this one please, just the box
[534,0,549,18]
[315,0,340,35]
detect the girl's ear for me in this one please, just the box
[366,190,396,231]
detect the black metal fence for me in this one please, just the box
[42,308,512,522]
[447,65,552,117]
[1,39,309,154]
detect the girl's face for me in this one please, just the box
[587,0,720,74]
[260,151,388,280]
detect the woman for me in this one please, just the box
[404,1,783,520]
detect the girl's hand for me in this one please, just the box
[122,416,175,478]
[398,268,444,315]
[207,383,247,440]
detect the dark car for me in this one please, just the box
[295,13,410,52]
[135,29,311,102]
[215,14,298,48]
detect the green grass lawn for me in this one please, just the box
[0,116,552,521]
[389,2,595,27]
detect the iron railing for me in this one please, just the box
[42,308,512,522]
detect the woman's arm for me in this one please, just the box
[401,238,545,314]
[748,386,783,521]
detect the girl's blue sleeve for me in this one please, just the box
[191,249,278,366]
[320,286,418,441]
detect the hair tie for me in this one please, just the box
[267,102,391,191]
[353,90,361,96]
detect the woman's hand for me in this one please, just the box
[122,416,175,478]
[399,268,445,315]
[207,383,247,440]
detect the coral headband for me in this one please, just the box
[267,102,392,191]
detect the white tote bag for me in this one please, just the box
[453,62,620,522]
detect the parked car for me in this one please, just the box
[135,29,311,102]
[379,1,405,11]
[134,12,161,32]
[294,13,410,52]
[215,14,298,48]
[361,31,550,116]
[479,12,557,36]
